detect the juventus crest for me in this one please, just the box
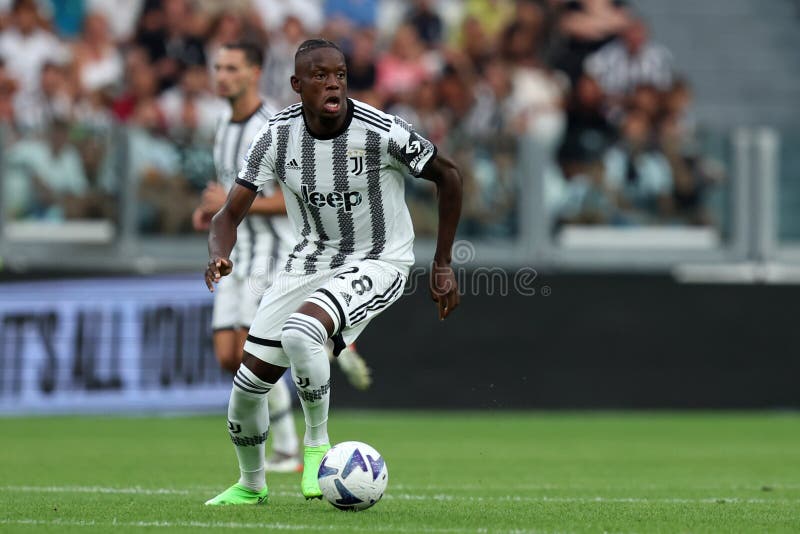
[348,149,366,176]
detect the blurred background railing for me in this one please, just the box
[0,121,785,273]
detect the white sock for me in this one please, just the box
[228,365,274,491]
[281,313,331,447]
[267,377,299,456]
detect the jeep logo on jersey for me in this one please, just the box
[301,185,363,212]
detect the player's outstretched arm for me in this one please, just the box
[205,184,257,292]
[419,153,463,320]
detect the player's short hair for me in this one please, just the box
[220,41,264,68]
[294,39,344,64]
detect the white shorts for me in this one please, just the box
[243,260,407,367]
[211,243,289,330]
[211,272,265,330]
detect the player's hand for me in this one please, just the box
[429,261,459,320]
[205,257,233,292]
[202,182,227,213]
[192,206,212,231]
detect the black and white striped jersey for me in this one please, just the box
[236,99,437,276]
[213,101,294,277]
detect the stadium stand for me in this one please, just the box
[0,0,794,267]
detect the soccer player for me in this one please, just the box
[203,39,462,505]
[192,41,301,471]
[196,41,374,473]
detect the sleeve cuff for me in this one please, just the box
[235,178,258,191]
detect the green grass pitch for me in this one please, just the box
[1,412,799,533]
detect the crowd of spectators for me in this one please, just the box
[0,0,721,236]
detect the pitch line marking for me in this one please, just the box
[1,485,798,504]
[1,485,190,495]
[0,518,533,534]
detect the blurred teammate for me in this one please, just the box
[193,41,299,471]
[195,41,371,473]
[204,39,462,505]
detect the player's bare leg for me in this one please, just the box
[280,301,336,499]
[212,329,243,373]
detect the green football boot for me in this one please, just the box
[301,444,331,499]
[204,483,268,505]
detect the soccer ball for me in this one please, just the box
[317,441,388,511]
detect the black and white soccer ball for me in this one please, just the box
[317,441,388,511]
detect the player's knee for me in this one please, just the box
[281,313,328,358]
[281,326,321,357]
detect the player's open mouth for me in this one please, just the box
[323,96,341,113]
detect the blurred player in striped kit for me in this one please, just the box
[193,42,371,474]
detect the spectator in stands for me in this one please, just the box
[344,28,378,102]
[72,11,123,97]
[584,18,673,102]
[261,15,307,108]
[506,62,566,150]
[158,61,223,142]
[135,2,166,61]
[375,23,435,103]
[4,117,90,220]
[500,2,566,149]
[551,74,617,224]
[438,63,475,126]
[112,47,160,122]
[604,109,673,222]
[407,0,443,48]
[558,74,615,170]
[204,12,255,75]
[103,98,196,233]
[122,99,175,181]
[85,0,144,43]
[457,15,495,72]
[416,79,455,146]
[134,0,205,91]
[73,86,115,134]
[626,84,661,122]
[657,80,722,226]
[551,0,632,83]
[661,78,695,140]
[0,0,69,116]
[500,0,550,64]
[0,0,715,235]
[15,61,72,134]
[658,115,707,225]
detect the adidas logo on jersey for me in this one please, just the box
[301,185,363,212]
[286,158,301,170]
